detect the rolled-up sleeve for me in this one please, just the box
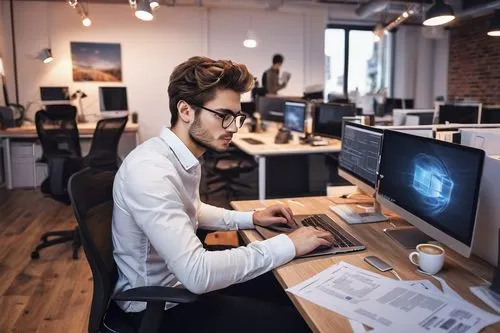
[123,163,296,295]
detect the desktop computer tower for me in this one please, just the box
[472,155,500,266]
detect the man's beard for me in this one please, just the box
[189,116,226,153]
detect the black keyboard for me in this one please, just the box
[300,214,364,249]
[241,138,264,145]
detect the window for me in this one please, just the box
[325,25,393,112]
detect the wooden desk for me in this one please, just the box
[231,196,498,333]
[232,127,341,200]
[0,123,139,189]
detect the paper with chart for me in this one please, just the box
[286,262,500,333]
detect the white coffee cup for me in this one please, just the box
[409,243,445,275]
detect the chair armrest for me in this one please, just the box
[113,286,198,304]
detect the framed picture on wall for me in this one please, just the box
[71,42,122,82]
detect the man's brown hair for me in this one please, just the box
[168,56,254,127]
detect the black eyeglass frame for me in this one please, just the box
[193,104,247,129]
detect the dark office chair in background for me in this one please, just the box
[83,116,128,170]
[31,107,84,260]
[68,167,198,333]
[201,147,257,208]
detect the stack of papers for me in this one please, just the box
[286,262,500,333]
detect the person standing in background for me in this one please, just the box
[262,54,289,95]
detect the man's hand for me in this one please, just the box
[253,204,297,228]
[287,227,333,257]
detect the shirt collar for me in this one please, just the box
[160,127,200,171]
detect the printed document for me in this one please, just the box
[286,262,500,333]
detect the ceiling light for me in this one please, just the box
[82,15,92,27]
[149,0,160,10]
[488,10,500,36]
[39,48,53,64]
[0,57,4,75]
[243,29,258,48]
[135,0,153,21]
[423,0,455,26]
[68,0,78,7]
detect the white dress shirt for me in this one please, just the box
[112,128,296,312]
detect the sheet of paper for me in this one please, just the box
[287,262,500,333]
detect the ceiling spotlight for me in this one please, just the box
[487,10,500,36]
[129,0,137,9]
[68,0,78,7]
[135,0,153,21]
[243,29,258,48]
[149,0,160,10]
[82,15,92,27]
[423,0,455,26]
[39,48,53,64]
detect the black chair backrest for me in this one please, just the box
[35,107,82,158]
[68,168,117,333]
[86,117,128,168]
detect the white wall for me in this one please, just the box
[1,1,326,141]
[393,25,450,109]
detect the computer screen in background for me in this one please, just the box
[99,87,128,117]
[40,86,70,104]
[439,105,480,124]
[312,103,357,139]
[481,106,500,124]
[257,96,285,123]
[378,130,485,257]
[283,100,307,133]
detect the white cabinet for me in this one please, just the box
[11,142,36,188]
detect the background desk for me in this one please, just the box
[231,196,498,333]
[232,129,341,200]
[0,123,139,189]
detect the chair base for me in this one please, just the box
[31,227,81,260]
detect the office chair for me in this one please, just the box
[83,116,128,170]
[31,107,83,260]
[201,147,257,206]
[68,167,198,333]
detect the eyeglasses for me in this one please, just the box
[194,105,247,129]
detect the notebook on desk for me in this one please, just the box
[255,214,365,258]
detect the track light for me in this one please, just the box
[82,15,92,27]
[423,0,455,26]
[149,0,159,10]
[243,29,258,48]
[135,0,153,21]
[68,0,78,7]
[488,10,500,36]
[39,48,53,64]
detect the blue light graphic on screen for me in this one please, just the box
[412,154,454,215]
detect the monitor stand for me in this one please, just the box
[469,228,500,312]
[383,227,435,249]
[330,196,388,225]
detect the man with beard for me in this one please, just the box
[112,56,332,333]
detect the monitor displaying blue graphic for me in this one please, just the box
[283,100,307,133]
[378,130,484,247]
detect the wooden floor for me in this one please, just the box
[0,188,92,333]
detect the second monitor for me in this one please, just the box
[312,103,357,139]
[99,86,129,117]
[283,100,307,133]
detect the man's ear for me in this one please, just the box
[177,100,194,124]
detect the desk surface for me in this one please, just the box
[231,196,498,333]
[233,127,341,156]
[0,122,139,138]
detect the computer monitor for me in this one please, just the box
[406,112,434,125]
[393,109,435,126]
[40,86,70,104]
[338,122,384,196]
[312,103,357,139]
[378,130,485,257]
[257,96,285,122]
[439,105,480,124]
[481,106,500,124]
[99,87,128,116]
[283,100,307,133]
